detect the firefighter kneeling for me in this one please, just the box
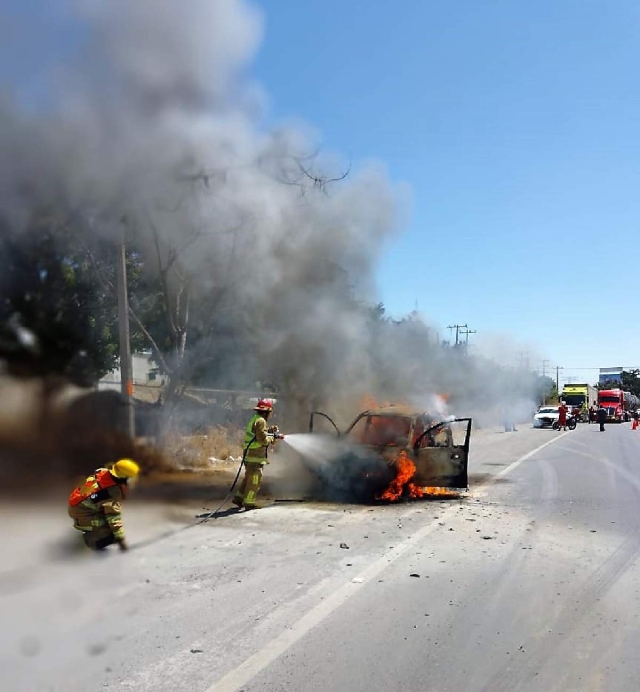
[233,399,284,510]
[68,459,140,551]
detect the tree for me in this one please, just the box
[536,376,557,405]
[0,218,124,383]
[621,370,640,399]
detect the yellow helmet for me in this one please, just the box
[111,459,140,479]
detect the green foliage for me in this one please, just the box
[536,375,557,404]
[621,370,640,398]
[594,371,640,397]
[0,221,122,383]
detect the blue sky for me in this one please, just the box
[253,0,640,382]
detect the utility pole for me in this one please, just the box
[517,351,530,371]
[541,359,550,404]
[541,359,549,378]
[116,223,135,438]
[447,324,468,348]
[556,365,564,400]
[459,327,476,354]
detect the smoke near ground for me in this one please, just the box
[0,0,543,445]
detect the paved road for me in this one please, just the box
[4,423,640,691]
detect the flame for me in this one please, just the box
[377,451,416,501]
[377,451,460,502]
[359,394,385,410]
[358,394,413,411]
[409,484,458,498]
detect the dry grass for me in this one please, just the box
[162,425,244,471]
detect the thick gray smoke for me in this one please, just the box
[0,0,540,431]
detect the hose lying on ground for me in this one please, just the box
[130,435,256,551]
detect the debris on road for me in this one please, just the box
[410,573,421,578]
[340,542,349,549]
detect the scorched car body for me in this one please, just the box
[309,405,472,501]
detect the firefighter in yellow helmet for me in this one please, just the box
[233,399,284,510]
[68,459,140,551]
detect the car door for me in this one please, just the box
[412,418,471,488]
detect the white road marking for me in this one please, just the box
[206,431,569,692]
[491,431,569,481]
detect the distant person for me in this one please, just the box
[502,403,517,432]
[557,402,568,431]
[503,409,517,432]
[597,405,607,432]
[68,459,140,551]
[588,405,596,424]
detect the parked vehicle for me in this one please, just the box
[598,389,640,422]
[560,383,597,421]
[533,406,559,428]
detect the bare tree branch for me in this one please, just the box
[126,305,172,375]
[298,162,351,195]
[150,220,177,338]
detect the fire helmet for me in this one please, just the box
[254,398,274,412]
[111,459,140,479]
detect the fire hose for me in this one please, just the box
[130,427,284,550]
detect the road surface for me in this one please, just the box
[3,423,640,691]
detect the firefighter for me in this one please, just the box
[68,459,140,551]
[233,399,284,510]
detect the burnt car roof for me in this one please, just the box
[359,405,426,418]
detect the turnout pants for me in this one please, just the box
[233,461,264,508]
[69,506,117,550]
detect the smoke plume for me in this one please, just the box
[0,0,541,432]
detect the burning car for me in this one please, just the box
[308,405,472,502]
